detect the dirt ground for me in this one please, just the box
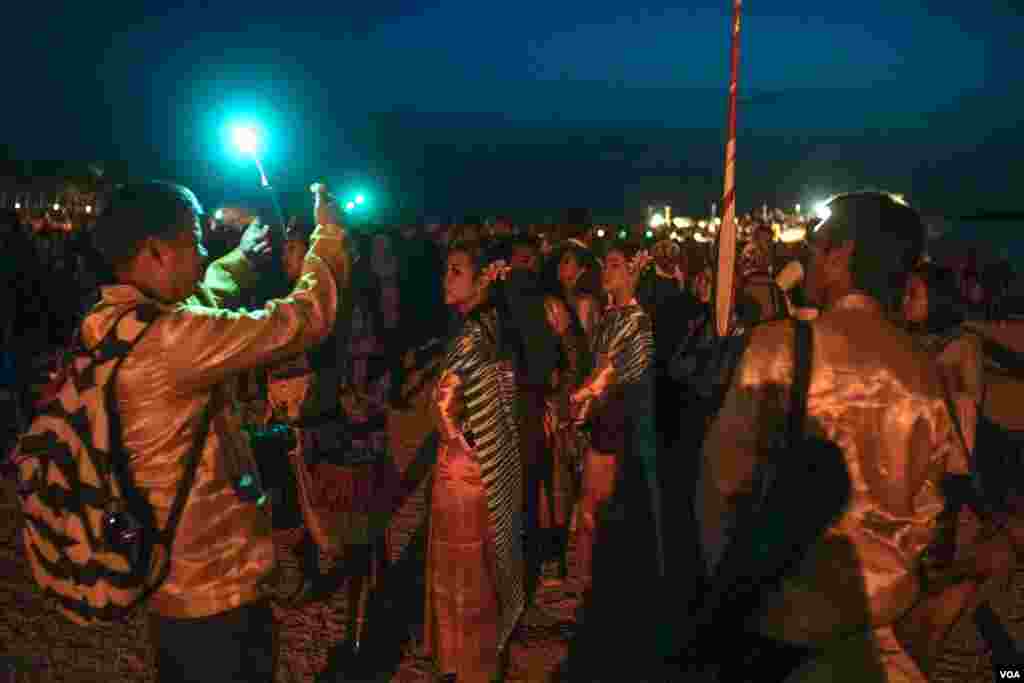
[3,447,1023,682]
[0,455,580,683]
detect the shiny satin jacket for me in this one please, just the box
[79,225,350,618]
[700,294,965,645]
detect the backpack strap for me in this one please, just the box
[100,306,213,603]
[788,319,813,446]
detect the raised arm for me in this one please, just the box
[164,217,351,393]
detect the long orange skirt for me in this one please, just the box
[423,445,501,683]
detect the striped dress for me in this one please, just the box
[425,307,525,679]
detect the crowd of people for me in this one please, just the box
[2,183,1023,683]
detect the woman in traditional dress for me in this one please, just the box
[556,241,665,682]
[424,240,525,683]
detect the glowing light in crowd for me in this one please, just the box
[778,227,808,243]
[890,193,908,206]
[596,228,606,238]
[698,220,708,229]
[814,201,832,221]
[618,229,628,239]
[85,205,93,214]
[670,231,681,241]
[231,125,261,155]
[645,229,654,239]
[345,201,356,211]
[673,216,693,229]
[713,217,722,226]
[355,194,366,205]
[215,209,225,221]
[694,232,712,243]
[52,203,60,211]
[795,203,802,214]
[649,213,666,229]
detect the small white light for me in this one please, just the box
[232,126,260,155]
[215,209,225,221]
[698,220,708,229]
[795,203,801,214]
[85,205,92,214]
[649,213,666,229]
[14,202,21,209]
[814,201,831,221]
[890,193,908,206]
[694,232,712,243]
[596,228,606,238]
[52,203,61,211]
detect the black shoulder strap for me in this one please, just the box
[938,375,973,469]
[787,319,813,446]
[100,307,213,603]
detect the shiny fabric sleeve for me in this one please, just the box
[433,369,472,453]
[164,224,351,393]
[697,322,789,572]
[200,247,258,310]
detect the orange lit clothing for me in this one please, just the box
[699,294,964,682]
[424,308,524,682]
[80,225,351,619]
[572,298,660,584]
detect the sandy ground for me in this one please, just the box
[0,457,580,683]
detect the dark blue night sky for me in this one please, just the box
[3,0,1022,220]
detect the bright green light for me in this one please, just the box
[214,209,224,221]
[645,229,654,239]
[232,125,261,155]
[355,194,365,205]
[618,230,627,239]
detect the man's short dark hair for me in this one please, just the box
[815,192,925,310]
[92,181,202,269]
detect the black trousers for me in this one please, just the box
[149,600,276,683]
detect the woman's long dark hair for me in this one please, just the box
[447,239,529,374]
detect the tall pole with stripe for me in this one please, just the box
[714,0,743,338]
